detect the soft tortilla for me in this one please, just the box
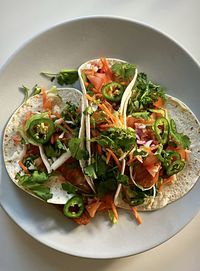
[3,88,83,204]
[78,58,138,191]
[114,95,200,211]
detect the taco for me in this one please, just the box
[114,72,200,212]
[3,87,92,204]
[78,57,138,192]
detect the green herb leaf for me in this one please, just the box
[108,210,118,224]
[84,164,97,179]
[111,62,136,81]
[131,111,150,120]
[31,186,52,201]
[16,171,52,201]
[128,72,166,114]
[19,85,29,103]
[41,69,78,85]
[97,178,117,198]
[95,127,136,153]
[83,106,94,115]
[117,174,129,185]
[170,119,191,149]
[62,182,78,194]
[95,155,108,177]
[68,138,89,160]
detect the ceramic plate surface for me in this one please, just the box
[0,16,200,259]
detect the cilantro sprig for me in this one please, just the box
[94,127,136,154]
[41,69,78,85]
[16,171,52,201]
[111,62,136,82]
[128,73,166,114]
[68,138,89,160]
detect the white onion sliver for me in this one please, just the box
[39,145,52,174]
[51,150,71,171]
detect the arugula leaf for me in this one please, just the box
[68,138,89,160]
[111,62,136,81]
[41,69,78,85]
[62,182,78,194]
[84,164,97,179]
[170,119,191,149]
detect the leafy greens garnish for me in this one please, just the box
[128,72,166,114]
[111,62,136,81]
[68,138,89,160]
[95,127,136,153]
[16,171,52,201]
[19,84,41,103]
[41,69,78,85]
[62,182,78,194]
[169,119,191,149]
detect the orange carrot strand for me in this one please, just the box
[131,207,142,224]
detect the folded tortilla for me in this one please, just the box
[114,95,200,211]
[3,88,85,204]
[78,58,138,191]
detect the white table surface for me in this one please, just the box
[0,1,200,270]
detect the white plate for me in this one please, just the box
[0,16,200,259]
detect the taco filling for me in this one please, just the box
[3,59,200,225]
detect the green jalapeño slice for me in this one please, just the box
[28,118,55,144]
[102,82,124,102]
[63,196,84,218]
[154,117,169,145]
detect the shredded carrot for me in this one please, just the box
[106,148,121,171]
[86,199,101,218]
[106,151,111,164]
[64,123,73,133]
[127,157,136,166]
[12,134,21,145]
[111,201,119,220]
[41,87,47,107]
[158,176,174,192]
[98,104,118,125]
[99,124,114,129]
[72,211,91,225]
[131,207,142,224]
[120,81,129,86]
[102,194,118,220]
[41,87,52,110]
[54,112,61,118]
[119,114,124,125]
[97,144,102,155]
[84,81,89,87]
[18,161,29,174]
[85,93,94,102]
[95,93,103,98]
[153,97,164,108]
[48,110,52,118]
